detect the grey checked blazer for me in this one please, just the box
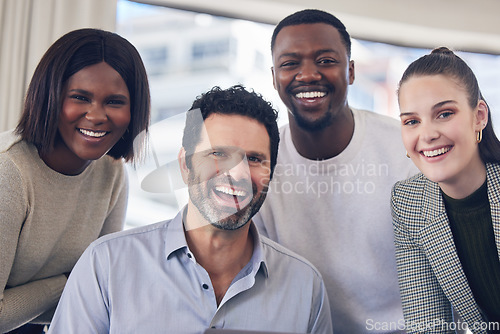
[391,163,500,334]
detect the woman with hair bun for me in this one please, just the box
[392,47,500,333]
[0,28,150,333]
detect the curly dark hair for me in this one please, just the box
[271,9,351,58]
[182,85,280,177]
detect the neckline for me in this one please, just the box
[284,107,363,164]
[441,179,488,213]
[25,140,97,182]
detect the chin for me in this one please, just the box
[421,170,453,184]
[293,113,333,132]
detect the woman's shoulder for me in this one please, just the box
[392,172,428,198]
[0,131,32,178]
[90,155,127,184]
[487,162,500,173]
[92,153,125,172]
[0,129,23,154]
[486,163,500,192]
[0,133,26,191]
[391,173,433,224]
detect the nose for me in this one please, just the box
[419,123,440,143]
[225,156,251,182]
[85,104,107,124]
[295,61,321,83]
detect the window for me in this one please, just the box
[142,46,168,76]
[117,0,500,228]
[192,39,230,60]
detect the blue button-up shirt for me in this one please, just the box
[48,210,332,334]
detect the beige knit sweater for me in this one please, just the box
[0,131,127,332]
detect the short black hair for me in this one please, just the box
[16,28,150,162]
[271,9,351,58]
[182,85,279,177]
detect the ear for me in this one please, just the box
[178,147,189,184]
[348,60,355,85]
[474,100,489,132]
[271,66,277,90]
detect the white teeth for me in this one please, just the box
[296,91,326,99]
[423,147,450,157]
[79,129,107,137]
[215,186,246,197]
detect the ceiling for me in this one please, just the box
[133,0,500,55]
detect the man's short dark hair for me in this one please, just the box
[271,9,351,58]
[182,85,279,177]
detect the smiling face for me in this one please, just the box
[399,74,488,196]
[181,113,271,230]
[54,62,131,172]
[272,23,354,131]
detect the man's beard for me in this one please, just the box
[289,104,334,132]
[187,173,267,230]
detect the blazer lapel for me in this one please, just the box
[486,163,500,261]
[419,180,483,322]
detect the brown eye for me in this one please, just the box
[70,95,89,102]
[281,61,298,67]
[247,156,261,163]
[317,58,338,65]
[107,99,126,106]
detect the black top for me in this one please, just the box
[443,180,500,331]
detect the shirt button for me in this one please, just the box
[187,253,192,258]
[202,284,209,290]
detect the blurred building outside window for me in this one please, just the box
[116,0,500,229]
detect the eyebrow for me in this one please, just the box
[68,89,92,96]
[315,49,340,56]
[432,100,456,110]
[277,49,340,60]
[68,89,129,100]
[399,100,457,117]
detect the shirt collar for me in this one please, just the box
[248,221,269,278]
[164,209,189,260]
[164,208,269,278]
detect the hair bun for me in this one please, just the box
[431,47,454,55]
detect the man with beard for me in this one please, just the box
[48,85,332,334]
[252,9,417,334]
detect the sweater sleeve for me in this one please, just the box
[0,158,67,332]
[99,162,128,237]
